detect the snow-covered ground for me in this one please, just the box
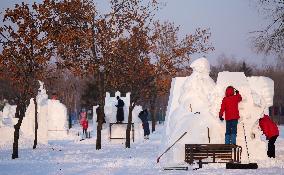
[0,124,283,175]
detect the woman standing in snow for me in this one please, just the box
[115,96,125,123]
[258,114,279,158]
[80,110,88,139]
[219,86,242,144]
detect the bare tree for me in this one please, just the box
[252,0,284,55]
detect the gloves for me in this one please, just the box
[235,90,239,94]
[219,117,224,121]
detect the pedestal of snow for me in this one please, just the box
[162,57,274,164]
[47,99,68,140]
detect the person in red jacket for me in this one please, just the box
[80,111,89,139]
[259,114,279,158]
[219,86,242,144]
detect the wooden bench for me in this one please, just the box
[185,144,242,169]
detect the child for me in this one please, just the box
[259,114,279,158]
[80,111,88,139]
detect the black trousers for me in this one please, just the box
[83,129,88,138]
[267,135,278,158]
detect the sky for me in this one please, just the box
[0,0,275,66]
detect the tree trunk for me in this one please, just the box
[150,92,157,133]
[96,71,105,150]
[33,98,38,149]
[68,112,72,129]
[12,102,25,159]
[126,104,134,148]
[96,105,103,150]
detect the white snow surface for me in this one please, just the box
[163,57,275,164]
[0,58,283,174]
[0,124,283,175]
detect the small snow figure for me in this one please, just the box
[115,96,124,123]
[258,114,279,158]
[219,86,242,144]
[138,109,150,139]
[80,110,88,139]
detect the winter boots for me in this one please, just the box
[144,135,149,140]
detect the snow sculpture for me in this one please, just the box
[21,98,35,139]
[0,111,2,127]
[104,91,130,123]
[36,81,49,144]
[0,81,68,145]
[2,103,17,126]
[21,81,49,143]
[95,91,144,143]
[163,57,274,164]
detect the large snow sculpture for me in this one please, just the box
[21,81,68,141]
[163,57,274,164]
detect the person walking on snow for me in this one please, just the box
[219,86,242,144]
[80,111,88,138]
[258,114,279,158]
[138,109,150,139]
[115,96,125,123]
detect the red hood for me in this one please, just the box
[225,86,234,97]
[261,114,270,121]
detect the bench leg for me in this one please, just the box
[193,160,203,170]
[198,160,202,169]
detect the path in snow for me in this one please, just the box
[0,125,284,175]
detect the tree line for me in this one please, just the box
[0,0,213,159]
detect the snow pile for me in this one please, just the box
[162,57,274,164]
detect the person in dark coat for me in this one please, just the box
[259,114,279,158]
[138,109,150,139]
[219,86,242,145]
[115,96,124,123]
